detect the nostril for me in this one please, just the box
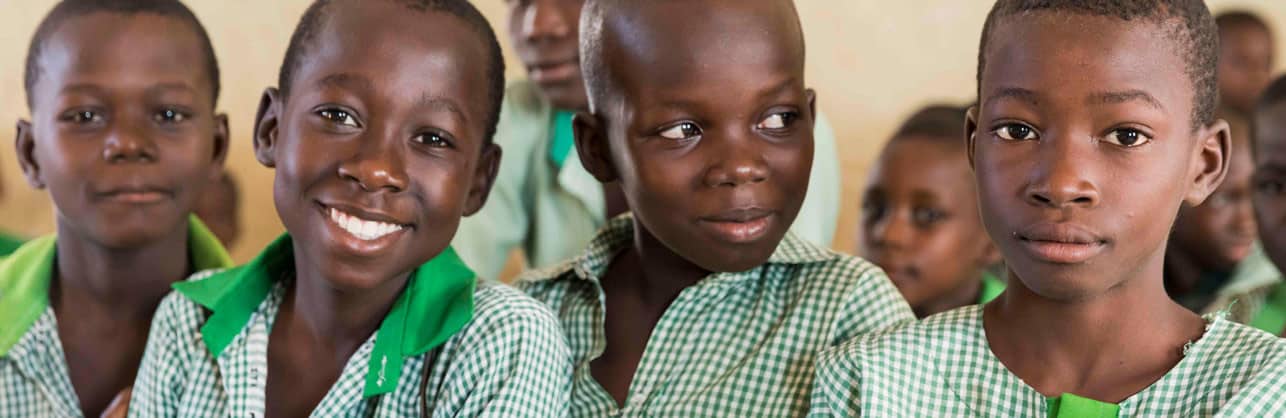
[1072,196,1093,204]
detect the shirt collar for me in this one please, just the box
[0,216,230,357]
[174,234,477,397]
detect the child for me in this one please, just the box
[810,1,1286,416]
[452,0,844,281]
[0,1,233,416]
[861,105,1003,318]
[1233,74,1286,336]
[1166,107,1273,319]
[193,172,240,250]
[1216,11,1275,115]
[129,1,571,417]
[517,0,914,416]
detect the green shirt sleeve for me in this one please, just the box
[792,111,842,248]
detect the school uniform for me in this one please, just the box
[0,217,232,418]
[517,214,915,418]
[979,272,1006,304]
[128,235,572,418]
[451,80,844,280]
[808,305,1286,417]
[1201,244,1285,333]
[0,232,24,257]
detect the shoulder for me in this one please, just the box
[1199,318,1286,369]
[152,268,237,340]
[460,281,566,347]
[822,306,980,370]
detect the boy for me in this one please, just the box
[192,172,240,250]
[1236,75,1286,335]
[517,0,914,416]
[1216,11,1275,115]
[861,105,1003,318]
[453,0,844,281]
[0,1,232,416]
[1166,107,1280,324]
[810,1,1286,416]
[129,1,571,417]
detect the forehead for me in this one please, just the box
[295,2,491,116]
[35,12,211,101]
[871,138,974,193]
[1255,104,1286,164]
[604,0,804,102]
[981,12,1192,119]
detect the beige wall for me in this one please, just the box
[2,0,1285,262]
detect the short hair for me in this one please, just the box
[1216,10,1272,36]
[893,104,969,142]
[977,0,1219,130]
[278,0,506,143]
[1251,73,1286,154]
[24,0,220,108]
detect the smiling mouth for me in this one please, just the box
[698,208,776,243]
[326,207,406,241]
[98,187,172,204]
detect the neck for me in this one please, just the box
[985,255,1206,398]
[51,219,191,321]
[1163,245,1206,297]
[917,274,984,318]
[288,251,409,348]
[623,220,711,307]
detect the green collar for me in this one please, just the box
[1047,393,1120,418]
[547,110,577,168]
[174,234,477,397]
[979,271,1006,304]
[0,216,231,357]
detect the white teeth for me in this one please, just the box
[328,207,405,241]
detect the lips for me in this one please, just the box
[96,185,173,204]
[1015,222,1109,264]
[527,57,579,84]
[698,208,776,244]
[318,202,412,252]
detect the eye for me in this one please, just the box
[1258,179,1286,197]
[1103,128,1152,147]
[658,122,701,141]
[912,207,945,226]
[993,123,1037,141]
[62,110,103,124]
[154,108,188,124]
[317,108,360,128]
[861,198,886,223]
[756,112,798,131]
[413,131,453,148]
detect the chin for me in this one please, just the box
[1010,264,1121,303]
[315,256,408,292]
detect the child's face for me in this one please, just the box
[577,0,813,272]
[1171,130,1257,272]
[194,175,239,248]
[505,0,587,110]
[861,137,996,310]
[1218,23,1275,113]
[17,13,228,248]
[255,1,500,290]
[968,13,1229,300]
[1253,103,1286,269]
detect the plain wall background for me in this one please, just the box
[2,0,1284,263]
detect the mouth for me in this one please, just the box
[527,57,579,84]
[97,186,173,205]
[698,208,776,244]
[321,203,410,242]
[1015,223,1109,264]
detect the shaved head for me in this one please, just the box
[579,0,806,114]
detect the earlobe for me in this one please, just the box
[253,87,282,168]
[805,88,818,124]
[14,120,44,189]
[209,113,231,181]
[573,112,618,183]
[462,142,502,216]
[1184,119,1231,206]
[964,106,981,170]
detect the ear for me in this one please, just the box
[253,87,282,168]
[1184,119,1232,206]
[573,111,618,183]
[462,142,502,216]
[964,106,981,171]
[14,120,44,190]
[806,88,818,125]
[208,113,231,182]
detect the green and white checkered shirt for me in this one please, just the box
[517,214,915,417]
[129,274,571,418]
[808,305,1286,417]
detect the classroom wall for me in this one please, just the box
[2,0,1285,263]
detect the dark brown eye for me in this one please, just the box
[1104,128,1151,147]
[318,109,359,127]
[659,122,701,140]
[994,124,1036,141]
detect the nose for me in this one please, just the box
[337,134,408,193]
[868,211,913,251]
[1025,137,1099,209]
[1230,197,1258,238]
[102,122,157,164]
[521,0,574,44]
[702,131,769,188]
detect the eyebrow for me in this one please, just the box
[316,73,374,93]
[418,94,468,125]
[983,87,1039,108]
[146,82,196,96]
[1088,89,1164,110]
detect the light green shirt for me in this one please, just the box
[1201,244,1285,333]
[979,272,1006,305]
[129,235,572,418]
[0,217,232,418]
[517,214,914,417]
[808,305,1286,417]
[453,80,844,280]
[0,232,24,257]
